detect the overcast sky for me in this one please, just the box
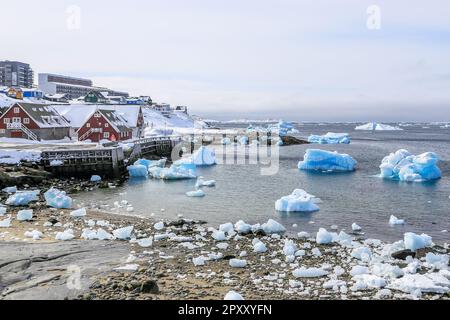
[2,0,450,121]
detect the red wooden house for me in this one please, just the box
[77,109,132,142]
[0,103,71,141]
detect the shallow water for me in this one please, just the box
[75,123,450,243]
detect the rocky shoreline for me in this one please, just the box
[0,166,449,301]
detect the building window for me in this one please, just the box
[94,113,101,118]
[14,107,20,114]
[105,123,109,128]
[3,118,10,124]
[23,118,30,124]
[0,129,5,134]
[86,123,90,128]
[104,132,110,138]
[12,117,21,123]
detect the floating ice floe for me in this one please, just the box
[55,229,75,241]
[229,259,247,268]
[134,158,166,169]
[404,232,432,251]
[186,190,206,198]
[192,146,216,166]
[0,216,11,228]
[308,132,350,144]
[70,208,87,218]
[127,164,149,178]
[149,161,197,180]
[17,209,33,221]
[352,223,362,232]
[2,186,17,194]
[292,267,328,278]
[113,226,134,240]
[44,188,72,209]
[379,149,441,182]
[24,230,43,240]
[224,291,244,300]
[6,190,40,206]
[355,122,403,131]
[389,215,405,225]
[298,149,357,172]
[275,189,320,212]
[195,177,216,188]
[90,175,102,183]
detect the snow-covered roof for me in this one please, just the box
[4,103,71,128]
[98,109,131,132]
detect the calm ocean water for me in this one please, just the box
[75,123,450,243]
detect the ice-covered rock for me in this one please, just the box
[229,259,247,268]
[380,149,441,182]
[298,149,357,172]
[261,219,286,234]
[192,146,216,166]
[127,164,149,178]
[292,267,328,278]
[44,188,72,209]
[224,291,244,300]
[55,229,75,241]
[70,208,87,218]
[113,226,134,240]
[389,215,405,225]
[24,230,43,240]
[355,122,403,131]
[17,209,33,221]
[90,175,102,183]
[186,190,206,197]
[275,189,320,213]
[404,233,432,251]
[308,133,350,144]
[2,186,17,193]
[6,190,40,206]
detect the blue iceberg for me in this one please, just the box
[380,149,441,182]
[5,190,40,206]
[149,160,197,180]
[298,149,357,172]
[133,158,166,169]
[192,146,216,166]
[44,188,72,209]
[267,120,299,136]
[90,175,102,183]
[127,164,149,178]
[308,132,350,144]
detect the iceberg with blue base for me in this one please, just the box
[44,188,72,209]
[308,132,350,144]
[90,175,102,183]
[268,120,299,136]
[134,158,166,169]
[298,149,357,172]
[404,233,432,251]
[127,164,149,178]
[380,149,441,182]
[149,160,197,180]
[192,146,216,166]
[6,190,40,206]
[275,189,320,212]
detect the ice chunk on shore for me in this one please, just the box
[275,189,320,212]
[192,146,216,166]
[298,149,357,172]
[224,291,244,300]
[137,237,153,248]
[55,229,75,241]
[90,175,102,183]
[253,241,268,253]
[154,222,165,230]
[404,233,432,251]
[81,228,113,240]
[44,188,72,209]
[2,186,17,193]
[229,259,247,268]
[234,220,252,234]
[0,206,6,216]
[355,122,403,131]
[186,190,206,198]
[0,217,11,228]
[193,256,207,266]
[219,222,234,234]
[308,133,350,144]
[351,246,372,261]
[316,228,333,244]
[17,209,33,221]
[212,230,227,241]
[425,253,449,270]
[389,215,405,225]
[388,273,450,294]
[6,190,40,206]
[292,267,328,278]
[261,219,286,234]
[25,230,43,240]
[113,226,134,240]
[70,208,87,218]
[380,149,441,182]
[127,164,149,178]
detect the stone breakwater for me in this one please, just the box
[0,195,449,300]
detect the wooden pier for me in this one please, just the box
[41,136,182,178]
